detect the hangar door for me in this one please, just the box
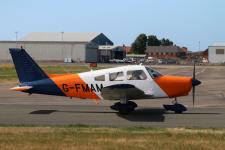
[86,46,98,63]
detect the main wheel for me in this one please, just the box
[127,101,138,108]
[175,110,183,114]
[110,102,121,111]
[111,101,138,114]
[118,103,135,115]
[119,109,131,115]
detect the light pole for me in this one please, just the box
[61,32,64,61]
[61,31,64,41]
[15,31,18,48]
[146,36,148,58]
[198,41,201,63]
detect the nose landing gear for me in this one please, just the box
[163,98,187,114]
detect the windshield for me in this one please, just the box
[145,67,162,78]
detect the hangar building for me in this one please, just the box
[208,43,225,63]
[0,32,113,63]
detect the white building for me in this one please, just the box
[0,32,113,63]
[208,43,225,63]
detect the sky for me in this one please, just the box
[0,0,225,51]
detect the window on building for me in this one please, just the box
[94,75,105,81]
[109,72,124,81]
[216,49,224,54]
[127,70,147,80]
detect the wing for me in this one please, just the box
[101,84,152,100]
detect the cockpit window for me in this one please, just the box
[145,67,162,78]
[127,70,147,80]
[109,71,124,81]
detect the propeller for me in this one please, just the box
[192,62,201,107]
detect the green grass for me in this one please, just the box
[0,65,17,81]
[0,126,224,150]
[0,64,105,82]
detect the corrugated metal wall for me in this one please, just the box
[0,42,16,61]
[0,42,91,62]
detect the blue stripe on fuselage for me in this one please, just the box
[21,78,65,96]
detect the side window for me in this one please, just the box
[94,75,105,81]
[109,72,124,81]
[127,70,147,80]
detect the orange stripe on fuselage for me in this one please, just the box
[50,74,100,100]
[154,76,192,98]
[48,74,68,78]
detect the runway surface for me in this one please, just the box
[0,104,225,128]
[0,65,225,128]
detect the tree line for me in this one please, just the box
[131,34,174,54]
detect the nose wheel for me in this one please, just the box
[163,98,187,114]
[111,101,137,114]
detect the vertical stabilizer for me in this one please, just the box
[9,48,48,83]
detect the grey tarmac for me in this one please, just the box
[0,104,225,128]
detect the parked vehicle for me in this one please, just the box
[158,59,163,64]
[123,58,133,63]
[158,58,177,64]
[109,59,125,63]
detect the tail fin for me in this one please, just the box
[9,48,48,83]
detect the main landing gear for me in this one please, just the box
[163,98,187,114]
[111,101,138,114]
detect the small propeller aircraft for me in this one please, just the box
[9,48,201,114]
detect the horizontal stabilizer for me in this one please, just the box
[10,86,32,91]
